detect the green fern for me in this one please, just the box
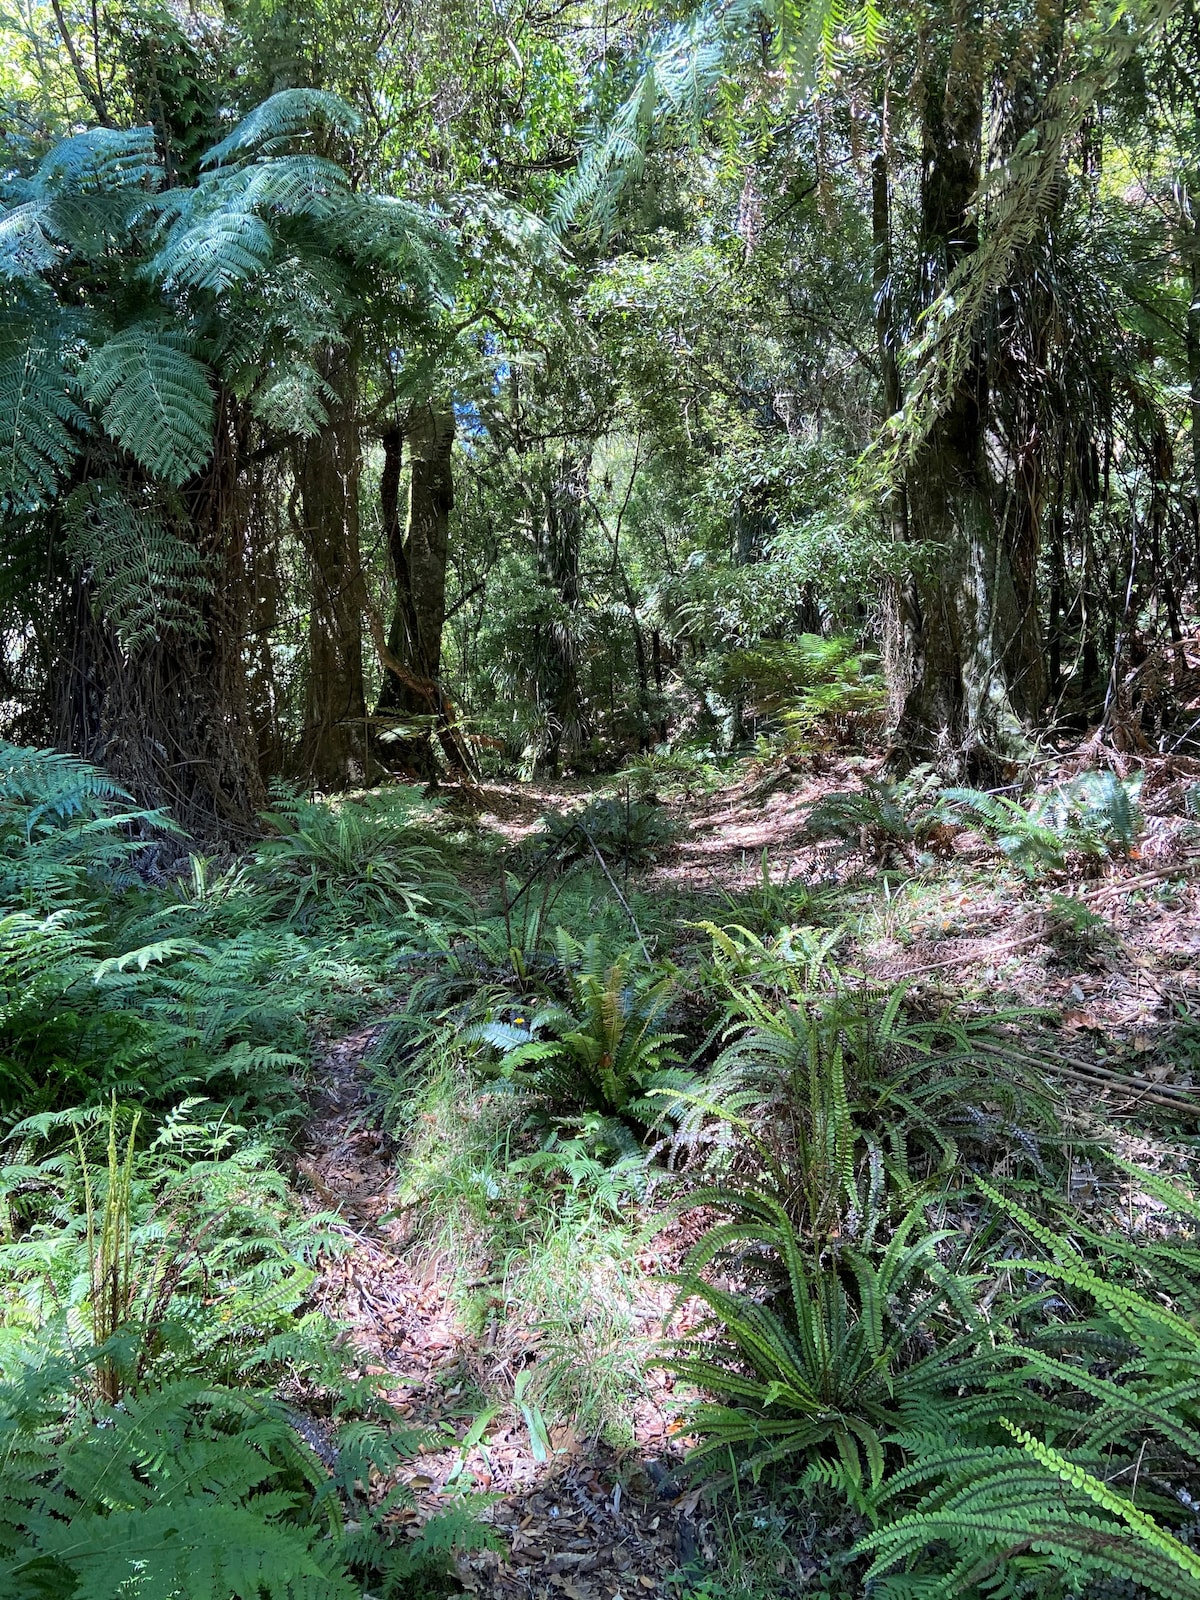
[202,90,361,167]
[79,321,214,486]
[665,1187,974,1493]
[859,1169,1200,1597]
[803,768,948,866]
[464,935,685,1133]
[0,323,84,514]
[944,774,1143,875]
[62,479,212,653]
[0,1376,357,1600]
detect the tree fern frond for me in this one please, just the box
[63,479,211,653]
[202,91,360,167]
[250,362,335,438]
[148,201,275,293]
[0,205,61,279]
[79,322,213,485]
[0,321,84,513]
[35,126,161,193]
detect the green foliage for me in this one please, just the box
[624,747,723,799]
[944,772,1144,875]
[0,740,171,906]
[667,1188,971,1496]
[0,1375,358,1600]
[0,327,84,516]
[684,923,1053,1191]
[532,793,683,869]
[62,479,212,653]
[0,1352,481,1600]
[859,1172,1200,1598]
[464,933,685,1139]
[803,768,950,866]
[0,1102,335,1387]
[716,635,884,747]
[0,741,488,1595]
[718,851,824,937]
[251,787,469,929]
[78,322,215,486]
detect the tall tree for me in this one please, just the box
[376,404,461,778]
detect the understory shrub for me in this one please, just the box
[531,792,682,868]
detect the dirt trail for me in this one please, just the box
[299,1029,701,1599]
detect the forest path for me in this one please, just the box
[645,757,1200,1092]
[298,1028,700,1600]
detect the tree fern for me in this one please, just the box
[251,361,336,437]
[2,125,151,269]
[33,126,161,196]
[0,209,61,279]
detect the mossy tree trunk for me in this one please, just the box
[890,14,1046,770]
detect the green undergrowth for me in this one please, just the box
[0,744,490,1596]
[3,741,1199,1599]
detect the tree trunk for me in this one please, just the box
[891,17,1036,770]
[534,451,591,775]
[298,343,369,788]
[51,393,266,836]
[376,406,458,780]
[1187,199,1200,564]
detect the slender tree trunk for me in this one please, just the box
[1187,199,1200,565]
[299,343,369,788]
[376,406,461,779]
[535,451,592,775]
[872,106,919,729]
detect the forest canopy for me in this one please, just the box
[3,0,1198,812]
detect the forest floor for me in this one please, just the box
[296,751,1200,1598]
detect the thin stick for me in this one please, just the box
[1083,856,1200,903]
[898,929,1045,978]
[579,825,652,962]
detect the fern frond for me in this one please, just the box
[63,479,211,652]
[79,322,213,485]
[0,321,84,514]
[203,91,360,167]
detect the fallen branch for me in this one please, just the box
[975,1039,1200,1117]
[1083,855,1200,904]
